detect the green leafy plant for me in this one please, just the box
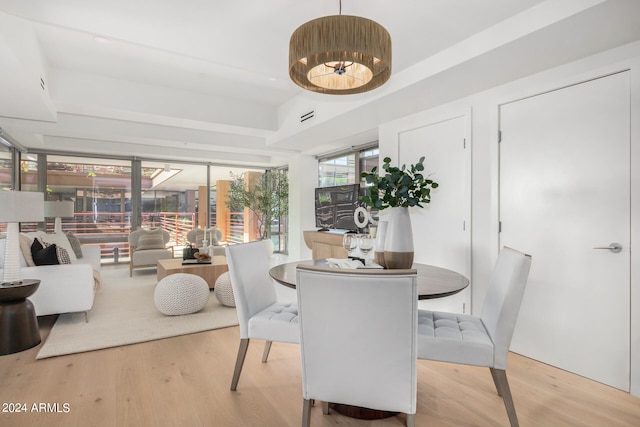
[360,156,439,210]
[226,170,288,240]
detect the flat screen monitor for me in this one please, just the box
[314,184,361,231]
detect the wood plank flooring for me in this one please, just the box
[1,315,639,426]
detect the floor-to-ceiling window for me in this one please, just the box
[4,145,287,261]
[46,155,133,262]
[318,146,378,187]
[0,144,13,236]
[19,155,38,192]
[359,148,379,182]
[318,154,355,186]
[140,161,208,247]
[317,146,379,232]
[266,169,288,253]
[0,144,11,191]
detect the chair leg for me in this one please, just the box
[302,398,312,427]
[406,413,415,427]
[490,368,519,427]
[321,401,329,415]
[231,338,250,391]
[490,367,503,396]
[261,340,273,363]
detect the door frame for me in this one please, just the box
[494,62,640,396]
[379,106,472,310]
[498,71,631,390]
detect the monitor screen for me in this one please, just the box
[314,184,361,231]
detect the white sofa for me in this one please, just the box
[0,237,100,320]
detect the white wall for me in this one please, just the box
[287,40,640,395]
[379,41,640,395]
[287,154,316,261]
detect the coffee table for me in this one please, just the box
[157,256,228,289]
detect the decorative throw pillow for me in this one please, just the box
[31,239,60,266]
[65,231,84,259]
[46,242,72,265]
[135,229,166,250]
[19,233,36,267]
[30,237,43,259]
[38,233,78,263]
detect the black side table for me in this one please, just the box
[0,279,41,355]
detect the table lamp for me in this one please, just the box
[44,200,74,233]
[0,191,44,285]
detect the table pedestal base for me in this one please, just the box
[0,299,41,355]
[331,403,398,420]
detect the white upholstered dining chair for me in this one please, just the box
[225,241,298,391]
[296,265,419,427]
[417,246,532,427]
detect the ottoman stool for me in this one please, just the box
[154,273,210,316]
[214,272,235,307]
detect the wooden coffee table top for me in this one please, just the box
[157,256,228,289]
[157,256,227,271]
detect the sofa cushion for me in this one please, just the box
[65,231,84,259]
[132,248,172,265]
[32,240,60,266]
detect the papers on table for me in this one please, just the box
[326,258,384,269]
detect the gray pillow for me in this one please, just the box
[135,229,166,250]
[65,231,84,259]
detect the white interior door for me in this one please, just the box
[499,72,630,390]
[398,114,471,312]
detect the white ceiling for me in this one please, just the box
[1,0,639,170]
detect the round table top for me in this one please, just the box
[269,260,469,300]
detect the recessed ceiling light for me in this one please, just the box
[93,36,109,44]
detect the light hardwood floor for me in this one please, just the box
[1,315,639,426]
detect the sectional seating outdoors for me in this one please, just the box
[0,231,101,320]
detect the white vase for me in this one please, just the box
[384,207,414,269]
[374,220,388,268]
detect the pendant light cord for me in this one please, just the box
[339,0,342,15]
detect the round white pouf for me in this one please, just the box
[154,273,210,316]
[214,272,235,307]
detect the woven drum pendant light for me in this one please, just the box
[289,1,391,95]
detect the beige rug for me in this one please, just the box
[36,267,238,359]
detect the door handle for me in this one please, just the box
[592,243,622,253]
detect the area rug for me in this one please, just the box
[36,268,239,359]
